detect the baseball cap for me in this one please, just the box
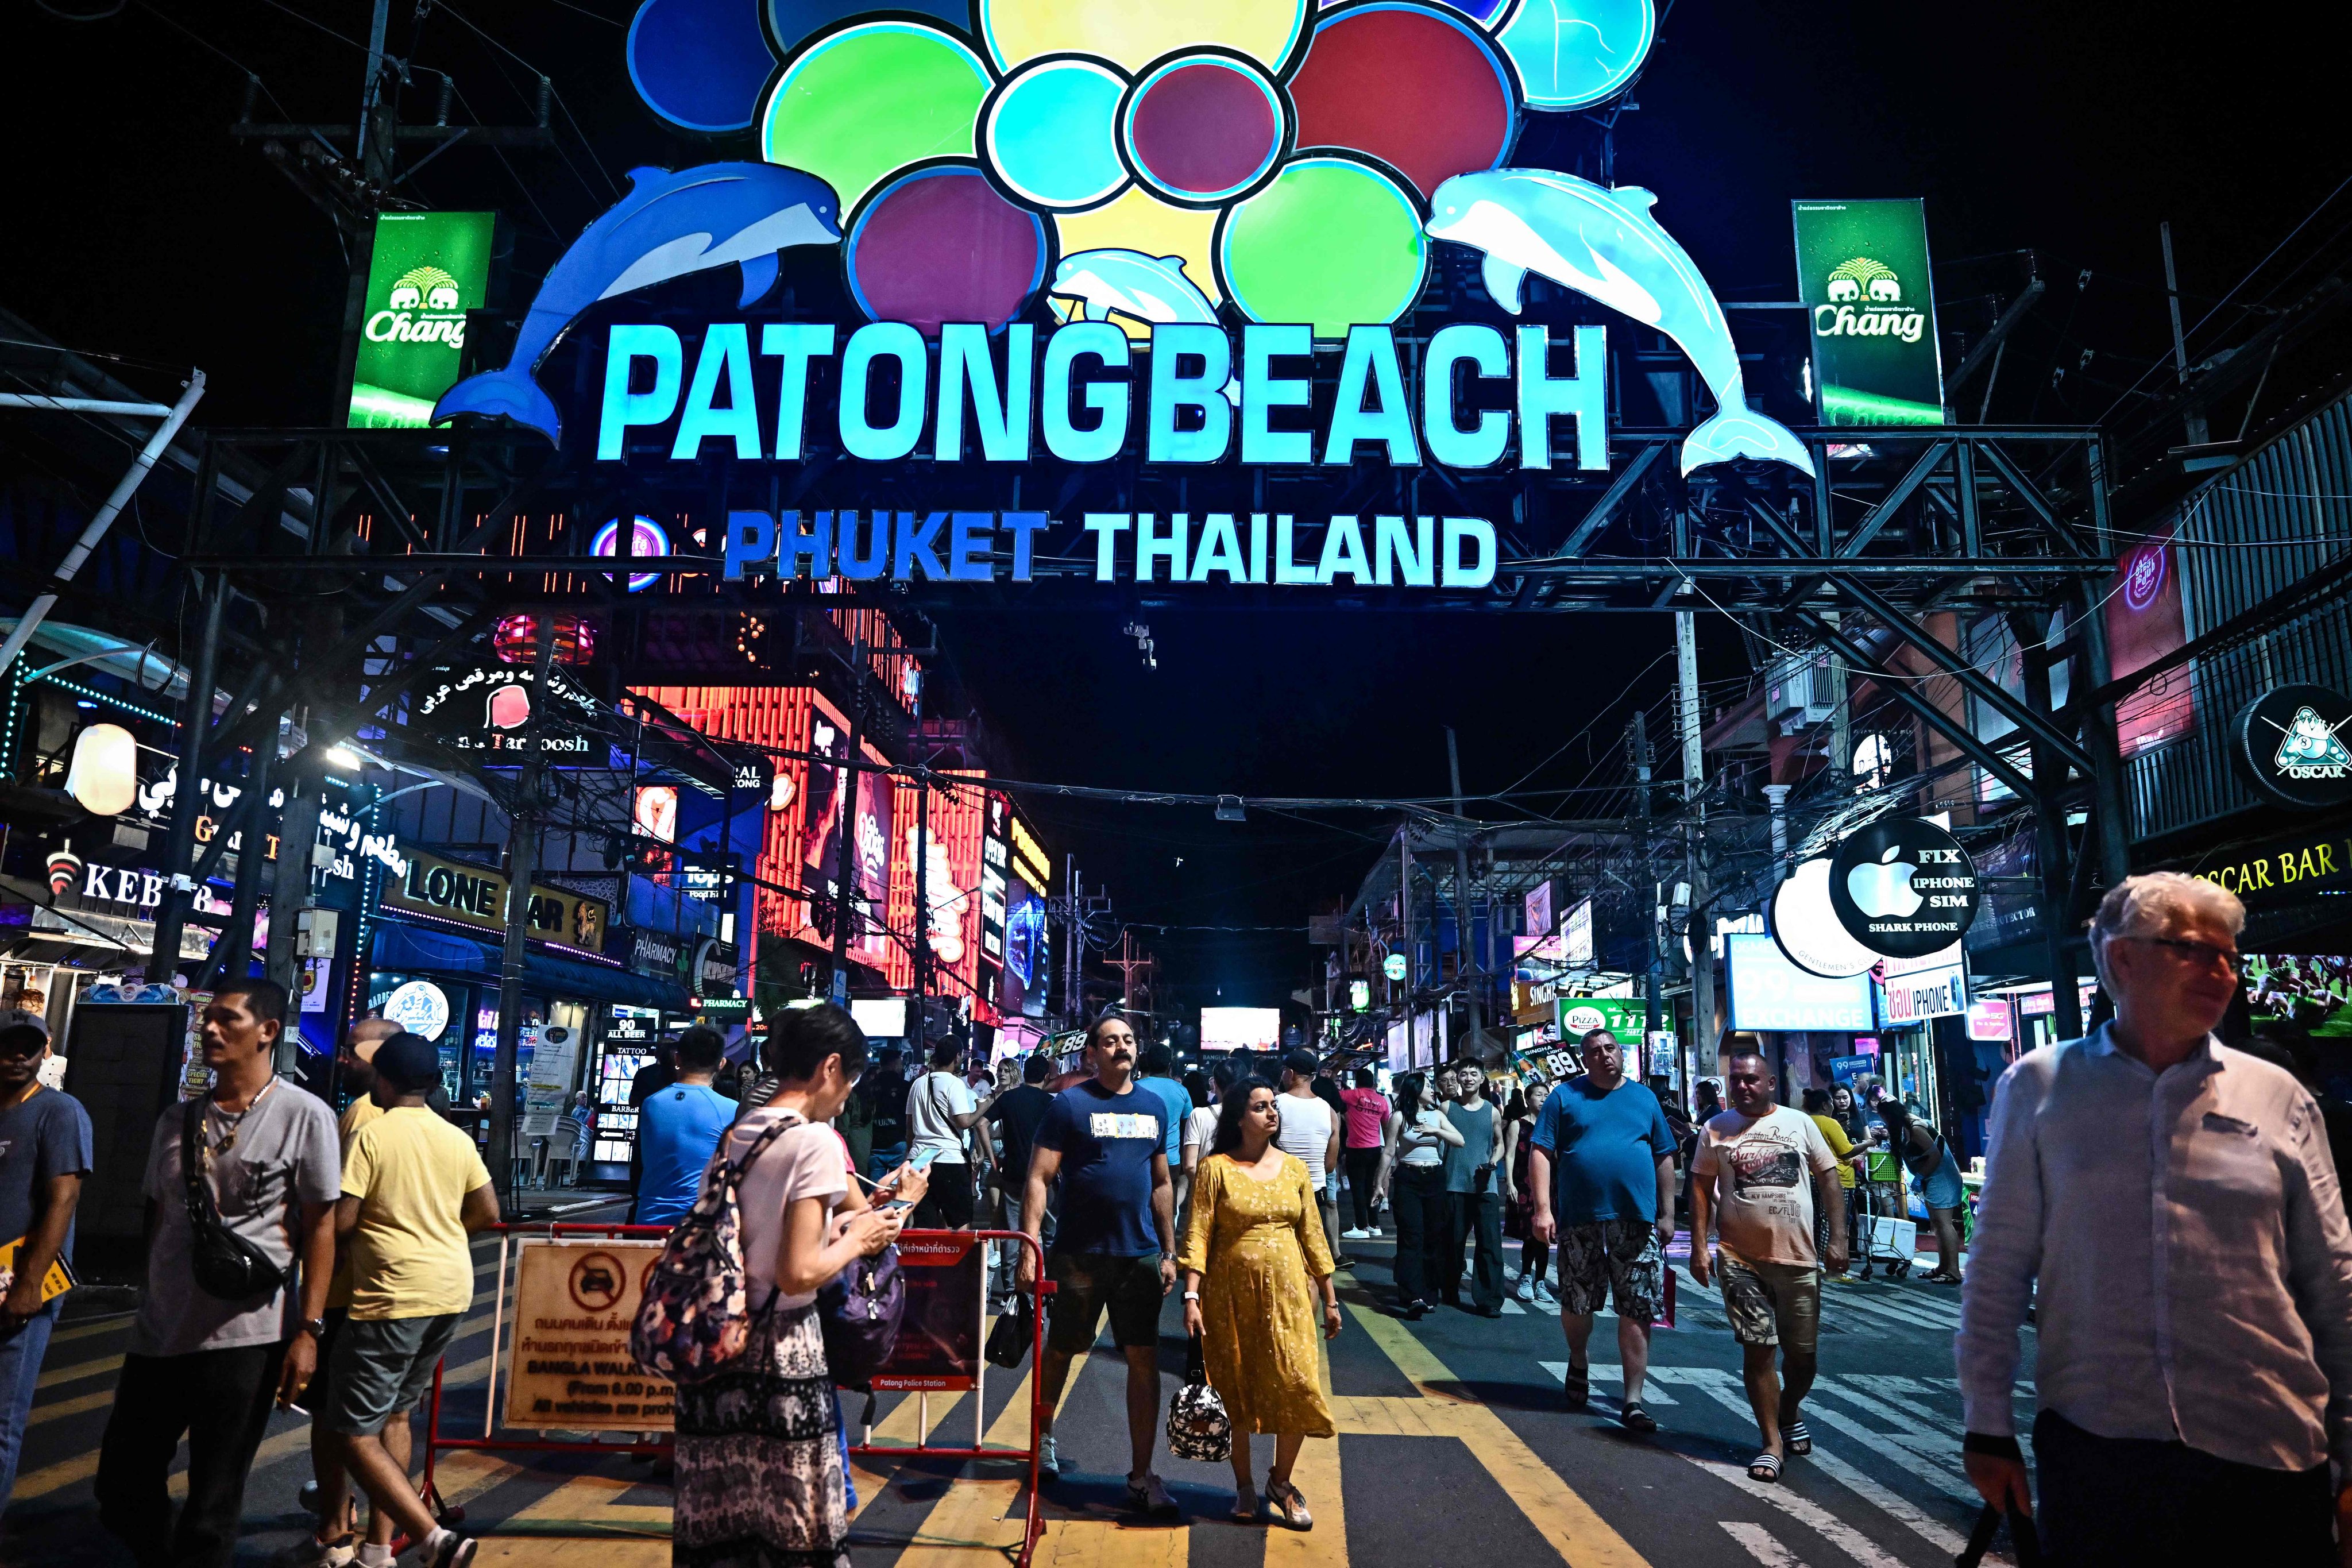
[0,1015,48,1056]
[1283,1049,1318,1076]
[372,1032,443,1094]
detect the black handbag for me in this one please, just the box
[984,1293,1034,1370]
[181,1096,289,1302]
[1164,1334,1232,1462]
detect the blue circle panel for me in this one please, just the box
[986,58,1129,210]
[628,0,775,133]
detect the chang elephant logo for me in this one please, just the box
[1816,257,1925,342]
[366,264,469,348]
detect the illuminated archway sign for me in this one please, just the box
[434,0,1824,494]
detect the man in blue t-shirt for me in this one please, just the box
[1528,1028,1678,1432]
[1133,1043,1191,1169]
[632,1025,736,1227]
[1015,1014,1179,1520]
[0,1014,92,1511]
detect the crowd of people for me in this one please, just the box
[7,866,2352,1563]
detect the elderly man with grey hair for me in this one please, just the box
[1958,871,2352,1566]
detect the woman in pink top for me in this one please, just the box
[1337,1069,1391,1239]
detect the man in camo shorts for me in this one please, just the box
[1528,1029,1679,1432]
[1689,1048,1846,1484]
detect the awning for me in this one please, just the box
[371,917,693,1013]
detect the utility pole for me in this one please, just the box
[909,672,928,1066]
[1677,611,1713,1102]
[2160,222,2212,447]
[489,618,557,1208]
[827,639,868,1008]
[1445,728,1483,1048]
[1398,822,1416,1068]
[1630,711,1659,1037]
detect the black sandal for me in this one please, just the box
[1782,1419,1812,1455]
[1562,1361,1590,1411]
[1748,1451,1782,1483]
[1618,1400,1658,1434]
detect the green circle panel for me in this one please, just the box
[760,23,991,215]
[1217,157,1427,339]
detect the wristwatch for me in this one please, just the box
[299,1317,328,1338]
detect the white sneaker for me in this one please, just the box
[1369,1226,1383,1237]
[1037,1434,1061,1478]
[1513,1274,1535,1303]
[1533,1279,1558,1306]
[1341,1227,1370,1240]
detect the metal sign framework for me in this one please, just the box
[159,416,2130,1038]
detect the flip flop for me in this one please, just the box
[1562,1361,1590,1411]
[1748,1452,1783,1483]
[1782,1419,1812,1455]
[1618,1400,1658,1434]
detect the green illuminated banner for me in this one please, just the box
[347,211,495,429]
[1793,199,1944,426]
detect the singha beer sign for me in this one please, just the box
[347,211,495,430]
[1793,200,1944,426]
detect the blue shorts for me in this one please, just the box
[1918,1154,1964,1212]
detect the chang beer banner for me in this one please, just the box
[1793,199,1944,426]
[347,211,495,429]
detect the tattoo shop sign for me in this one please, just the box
[504,1239,673,1431]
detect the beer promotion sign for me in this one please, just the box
[1793,199,1945,426]
[347,210,495,430]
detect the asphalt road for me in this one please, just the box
[1,1220,2027,1568]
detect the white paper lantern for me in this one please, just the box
[65,723,138,816]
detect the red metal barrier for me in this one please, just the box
[417,1221,1056,1566]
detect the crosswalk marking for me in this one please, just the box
[1720,1520,1813,1567]
[1670,1451,1910,1568]
[45,1312,135,1346]
[35,1351,122,1391]
[1657,1368,2008,1567]
[1539,1361,1679,1405]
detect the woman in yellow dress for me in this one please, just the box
[1179,1077,1342,1530]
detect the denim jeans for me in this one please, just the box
[0,1297,60,1512]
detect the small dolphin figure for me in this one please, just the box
[434,161,841,444]
[1427,169,1817,477]
[1048,249,1220,327]
[1048,249,1241,404]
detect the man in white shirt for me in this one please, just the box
[905,1037,1004,1230]
[1960,872,2352,1565]
[1276,1051,1340,1257]
[1689,1048,1844,1484]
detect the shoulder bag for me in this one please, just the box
[181,1094,290,1302]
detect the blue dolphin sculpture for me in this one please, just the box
[433,161,841,444]
[1427,168,1817,478]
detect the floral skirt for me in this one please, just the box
[674,1300,848,1567]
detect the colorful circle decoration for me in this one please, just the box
[1216,156,1428,340]
[632,0,1654,335]
[984,56,1130,210]
[1120,53,1288,207]
[846,164,1048,335]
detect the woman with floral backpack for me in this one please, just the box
[666,1005,905,1567]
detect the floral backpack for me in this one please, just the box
[631,1109,802,1382]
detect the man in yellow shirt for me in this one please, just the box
[327,1034,498,1568]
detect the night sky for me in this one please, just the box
[6,0,2338,1004]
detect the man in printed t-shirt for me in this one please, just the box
[1015,1014,1181,1520]
[1689,1047,1845,1484]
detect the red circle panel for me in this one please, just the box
[1289,8,1512,202]
[848,169,1045,334]
[1129,61,1281,198]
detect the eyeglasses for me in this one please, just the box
[2126,934,2246,974]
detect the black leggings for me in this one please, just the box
[1520,1238,1550,1282]
[1346,1148,1384,1229]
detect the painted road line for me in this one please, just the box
[1262,1325,1344,1568]
[1793,1384,1976,1503]
[34,1351,122,1391]
[1656,1369,1999,1565]
[1832,1292,1957,1333]
[505,1465,671,1531]
[1720,1520,1814,1567]
[28,1388,113,1427]
[1346,1299,1654,1568]
[1666,1450,1909,1568]
[46,1313,136,1345]
[888,1367,1054,1566]
[1539,1361,1679,1405]
[1836,1373,1967,1433]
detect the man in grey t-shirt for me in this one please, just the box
[96,978,340,1568]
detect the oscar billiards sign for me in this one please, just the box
[2235,685,2352,811]
[1828,816,1982,959]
